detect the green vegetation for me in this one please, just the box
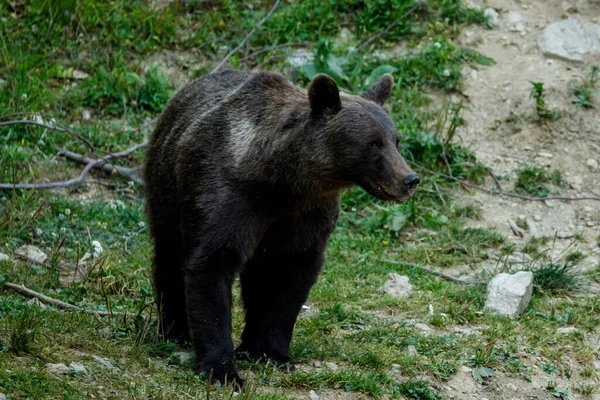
[0,1,596,399]
[529,81,561,121]
[569,65,598,108]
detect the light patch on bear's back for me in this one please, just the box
[228,117,258,166]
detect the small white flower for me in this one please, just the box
[442,69,451,77]
[138,221,146,228]
[433,42,441,48]
[92,240,103,258]
[64,208,71,216]
[21,93,28,99]
[428,304,434,316]
[60,227,66,234]
[59,213,65,220]
[33,114,44,124]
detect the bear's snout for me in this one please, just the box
[402,173,420,191]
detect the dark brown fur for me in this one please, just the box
[144,70,418,388]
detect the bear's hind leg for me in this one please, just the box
[152,229,190,343]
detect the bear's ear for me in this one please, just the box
[361,73,394,105]
[308,74,342,115]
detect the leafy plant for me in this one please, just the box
[530,81,560,121]
[393,380,444,400]
[514,165,550,197]
[569,65,599,108]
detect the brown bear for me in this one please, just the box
[144,70,419,388]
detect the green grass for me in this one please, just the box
[0,0,596,399]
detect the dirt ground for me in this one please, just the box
[439,0,600,399]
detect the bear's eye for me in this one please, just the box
[369,140,380,148]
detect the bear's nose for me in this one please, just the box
[402,174,420,191]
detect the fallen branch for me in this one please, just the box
[58,146,142,183]
[356,2,426,51]
[382,260,484,285]
[211,0,282,73]
[0,142,146,190]
[3,282,126,317]
[407,160,600,202]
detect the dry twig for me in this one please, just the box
[3,282,126,317]
[382,260,484,285]
[356,2,426,51]
[407,160,600,202]
[211,0,282,73]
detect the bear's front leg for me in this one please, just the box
[237,247,326,368]
[181,204,272,390]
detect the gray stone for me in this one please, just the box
[405,345,418,356]
[46,363,70,374]
[556,327,579,335]
[0,253,10,262]
[505,11,523,24]
[0,393,6,400]
[538,19,600,62]
[173,352,193,364]
[587,158,599,171]
[485,271,533,317]
[484,8,499,27]
[92,355,116,371]
[68,362,87,373]
[311,360,323,368]
[308,390,319,400]
[414,323,433,334]
[15,245,47,264]
[324,361,339,372]
[379,273,413,299]
[287,49,314,67]
[335,27,353,48]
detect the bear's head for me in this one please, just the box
[307,73,419,203]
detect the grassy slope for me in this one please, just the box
[1,1,598,399]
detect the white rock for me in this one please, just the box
[0,253,10,262]
[70,69,90,80]
[308,390,319,400]
[538,19,600,62]
[324,362,339,372]
[15,245,47,264]
[311,360,323,368]
[526,218,541,239]
[46,363,70,374]
[379,273,413,299]
[92,355,116,371]
[334,27,353,48]
[556,231,574,239]
[405,345,418,356]
[485,271,533,317]
[506,11,523,24]
[484,8,499,27]
[414,323,433,334]
[69,362,87,373]
[587,159,599,171]
[556,327,579,335]
[287,49,314,68]
[0,393,6,400]
[173,352,193,364]
[511,22,525,32]
[82,109,91,120]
